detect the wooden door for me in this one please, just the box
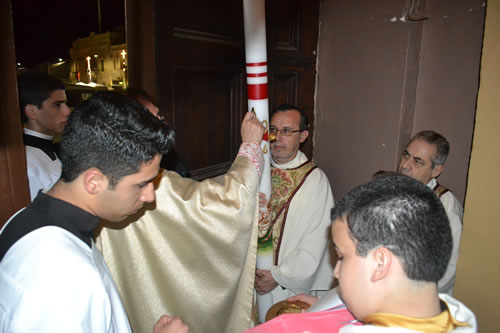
[267,0,320,158]
[0,0,30,228]
[129,0,320,179]
[0,0,321,226]
[154,0,245,179]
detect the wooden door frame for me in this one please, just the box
[125,0,157,97]
[0,0,30,227]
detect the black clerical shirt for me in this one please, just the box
[0,192,99,262]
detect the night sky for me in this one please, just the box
[12,0,125,67]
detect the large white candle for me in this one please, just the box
[243,0,273,323]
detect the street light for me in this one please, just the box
[86,56,92,83]
[121,49,127,89]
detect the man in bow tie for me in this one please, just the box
[18,70,71,200]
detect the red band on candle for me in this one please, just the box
[247,73,267,78]
[246,62,267,67]
[262,130,269,141]
[248,84,268,99]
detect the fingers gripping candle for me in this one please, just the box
[243,0,273,323]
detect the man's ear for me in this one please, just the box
[371,247,392,282]
[82,168,108,195]
[299,130,309,143]
[431,164,443,178]
[24,104,39,121]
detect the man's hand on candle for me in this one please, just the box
[255,268,278,294]
[241,111,266,146]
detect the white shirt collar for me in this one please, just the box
[271,150,308,169]
[24,128,53,140]
[427,177,437,189]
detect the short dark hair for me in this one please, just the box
[59,91,174,187]
[371,170,398,179]
[125,88,155,105]
[17,70,66,123]
[409,130,450,168]
[331,174,452,283]
[271,104,309,131]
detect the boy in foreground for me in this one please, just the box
[287,175,476,332]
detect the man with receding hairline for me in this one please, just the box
[398,130,463,295]
[255,104,334,309]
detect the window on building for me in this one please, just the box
[101,59,104,71]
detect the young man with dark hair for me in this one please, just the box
[284,174,476,332]
[0,92,188,332]
[125,88,191,177]
[97,105,268,332]
[398,130,463,295]
[125,88,161,118]
[17,70,71,200]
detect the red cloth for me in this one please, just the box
[245,308,362,333]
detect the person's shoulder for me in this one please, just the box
[2,227,108,322]
[296,151,327,175]
[25,145,51,162]
[25,146,61,171]
[439,187,459,202]
[439,294,478,331]
[305,165,332,186]
[297,167,334,205]
[1,233,111,332]
[3,227,99,281]
[439,188,463,214]
[0,205,44,259]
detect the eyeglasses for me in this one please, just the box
[269,127,302,136]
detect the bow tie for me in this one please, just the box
[23,134,58,161]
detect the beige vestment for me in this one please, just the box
[96,155,260,333]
